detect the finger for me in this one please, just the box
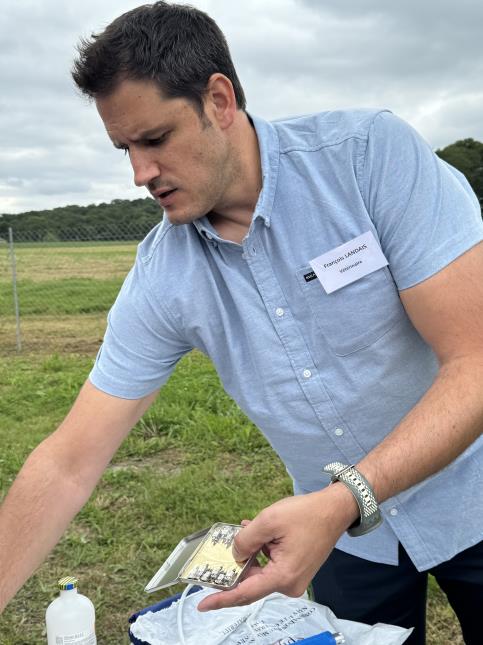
[233,521,252,559]
[232,515,276,561]
[197,566,279,612]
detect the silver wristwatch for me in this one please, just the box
[323,462,383,537]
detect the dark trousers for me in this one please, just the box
[311,540,483,644]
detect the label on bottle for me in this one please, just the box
[55,632,96,644]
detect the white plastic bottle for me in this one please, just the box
[46,576,96,645]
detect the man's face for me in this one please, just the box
[96,79,233,224]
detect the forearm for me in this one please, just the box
[0,440,95,612]
[0,381,158,614]
[357,354,483,504]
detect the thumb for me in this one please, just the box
[233,514,273,561]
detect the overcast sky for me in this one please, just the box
[1,0,482,214]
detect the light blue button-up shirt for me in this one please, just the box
[90,109,483,571]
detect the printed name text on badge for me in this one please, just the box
[309,231,388,294]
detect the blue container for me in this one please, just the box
[298,631,343,644]
[128,586,202,644]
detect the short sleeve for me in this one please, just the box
[363,111,483,290]
[89,256,192,399]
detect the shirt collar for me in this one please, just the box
[249,113,280,228]
[192,216,221,244]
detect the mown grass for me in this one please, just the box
[8,242,138,281]
[0,241,137,318]
[0,351,293,644]
[0,314,106,355]
[0,278,123,316]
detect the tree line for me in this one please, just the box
[436,138,483,208]
[0,138,482,242]
[0,198,162,242]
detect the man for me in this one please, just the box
[1,3,482,643]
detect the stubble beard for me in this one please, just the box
[174,142,236,226]
[165,120,239,226]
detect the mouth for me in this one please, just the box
[155,188,178,207]
[159,188,176,198]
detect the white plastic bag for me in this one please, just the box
[130,586,412,645]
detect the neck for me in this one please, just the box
[208,112,262,244]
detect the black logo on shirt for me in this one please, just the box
[303,271,317,283]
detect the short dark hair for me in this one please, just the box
[71,1,246,114]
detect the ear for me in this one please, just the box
[204,73,237,130]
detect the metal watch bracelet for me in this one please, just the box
[323,462,383,537]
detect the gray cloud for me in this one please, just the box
[0,0,482,214]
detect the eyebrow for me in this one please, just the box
[112,125,168,149]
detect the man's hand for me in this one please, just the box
[197,483,358,611]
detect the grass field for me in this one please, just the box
[0,241,137,353]
[0,351,297,644]
[0,242,136,323]
[0,242,463,643]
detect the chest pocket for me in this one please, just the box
[296,265,406,356]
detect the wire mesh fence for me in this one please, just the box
[0,223,157,355]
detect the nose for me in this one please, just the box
[129,147,160,188]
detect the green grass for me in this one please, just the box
[0,351,293,644]
[0,278,123,315]
[0,241,139,318]
[4,241,137,281]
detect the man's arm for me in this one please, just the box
[0,379,158,613]
[198,241,483,611]
[357,240,483,500]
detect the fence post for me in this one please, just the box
[8,227,22,352]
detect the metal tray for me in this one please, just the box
[144,523,255,593]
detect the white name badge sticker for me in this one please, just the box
[309,231,388,294]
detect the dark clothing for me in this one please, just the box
[312,540,483,644]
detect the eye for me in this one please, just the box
[146,132,169,147]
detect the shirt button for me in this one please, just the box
[303,369,312,379]
[275,307,284,317]
[205,232,212,240]
[389,508,398,516]
[334,428,344,437]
